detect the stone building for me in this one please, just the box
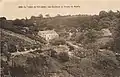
[101,28,112,37]
[38,30,59,42]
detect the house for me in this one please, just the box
[101,29,112,37]
[38,30,59,42]
[96,29,113,49]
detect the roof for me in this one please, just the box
[38,30,58,35]
[101,29,112,37]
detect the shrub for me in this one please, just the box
[13,19,26,26]
[50,38,66,45]
[8,44,17,53]
[58,52,69,62]
[18,47,24,52]
[84,29,101,44]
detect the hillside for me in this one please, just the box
[1,28,39,44]
[1,10,120,77]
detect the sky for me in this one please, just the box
[0,0,120,20]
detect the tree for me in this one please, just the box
[1,41,11,61]
[115,10,120,18]
[58,52,69,62]
[8,43,17,53]
[38,14,43,18]
[83,29,101,44]
[45,14,50,18]
[13,19,26,26]
[0,17,7,28]
[89,19,100,30]
[113,20,120,53]
[108,10,115,17]
[98,19,110,29]
[0,17,6,20]
[1,41,9,54]
[56,14,61,17]
[99,11,108,18]
[30,16,36,20]
[108,10,117,20]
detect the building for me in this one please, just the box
[38,30,59,42]
[101,29,112,37]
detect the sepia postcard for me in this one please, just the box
[0,0,120,77]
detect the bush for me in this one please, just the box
[50,38,66,45]
[75,33,85,43]
[58,52,69,62]
[13,19,26,26]
[8,44,17,53]
[18,47,24,52]
[84,29,101,44]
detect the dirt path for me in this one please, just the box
[11,48,41,56]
